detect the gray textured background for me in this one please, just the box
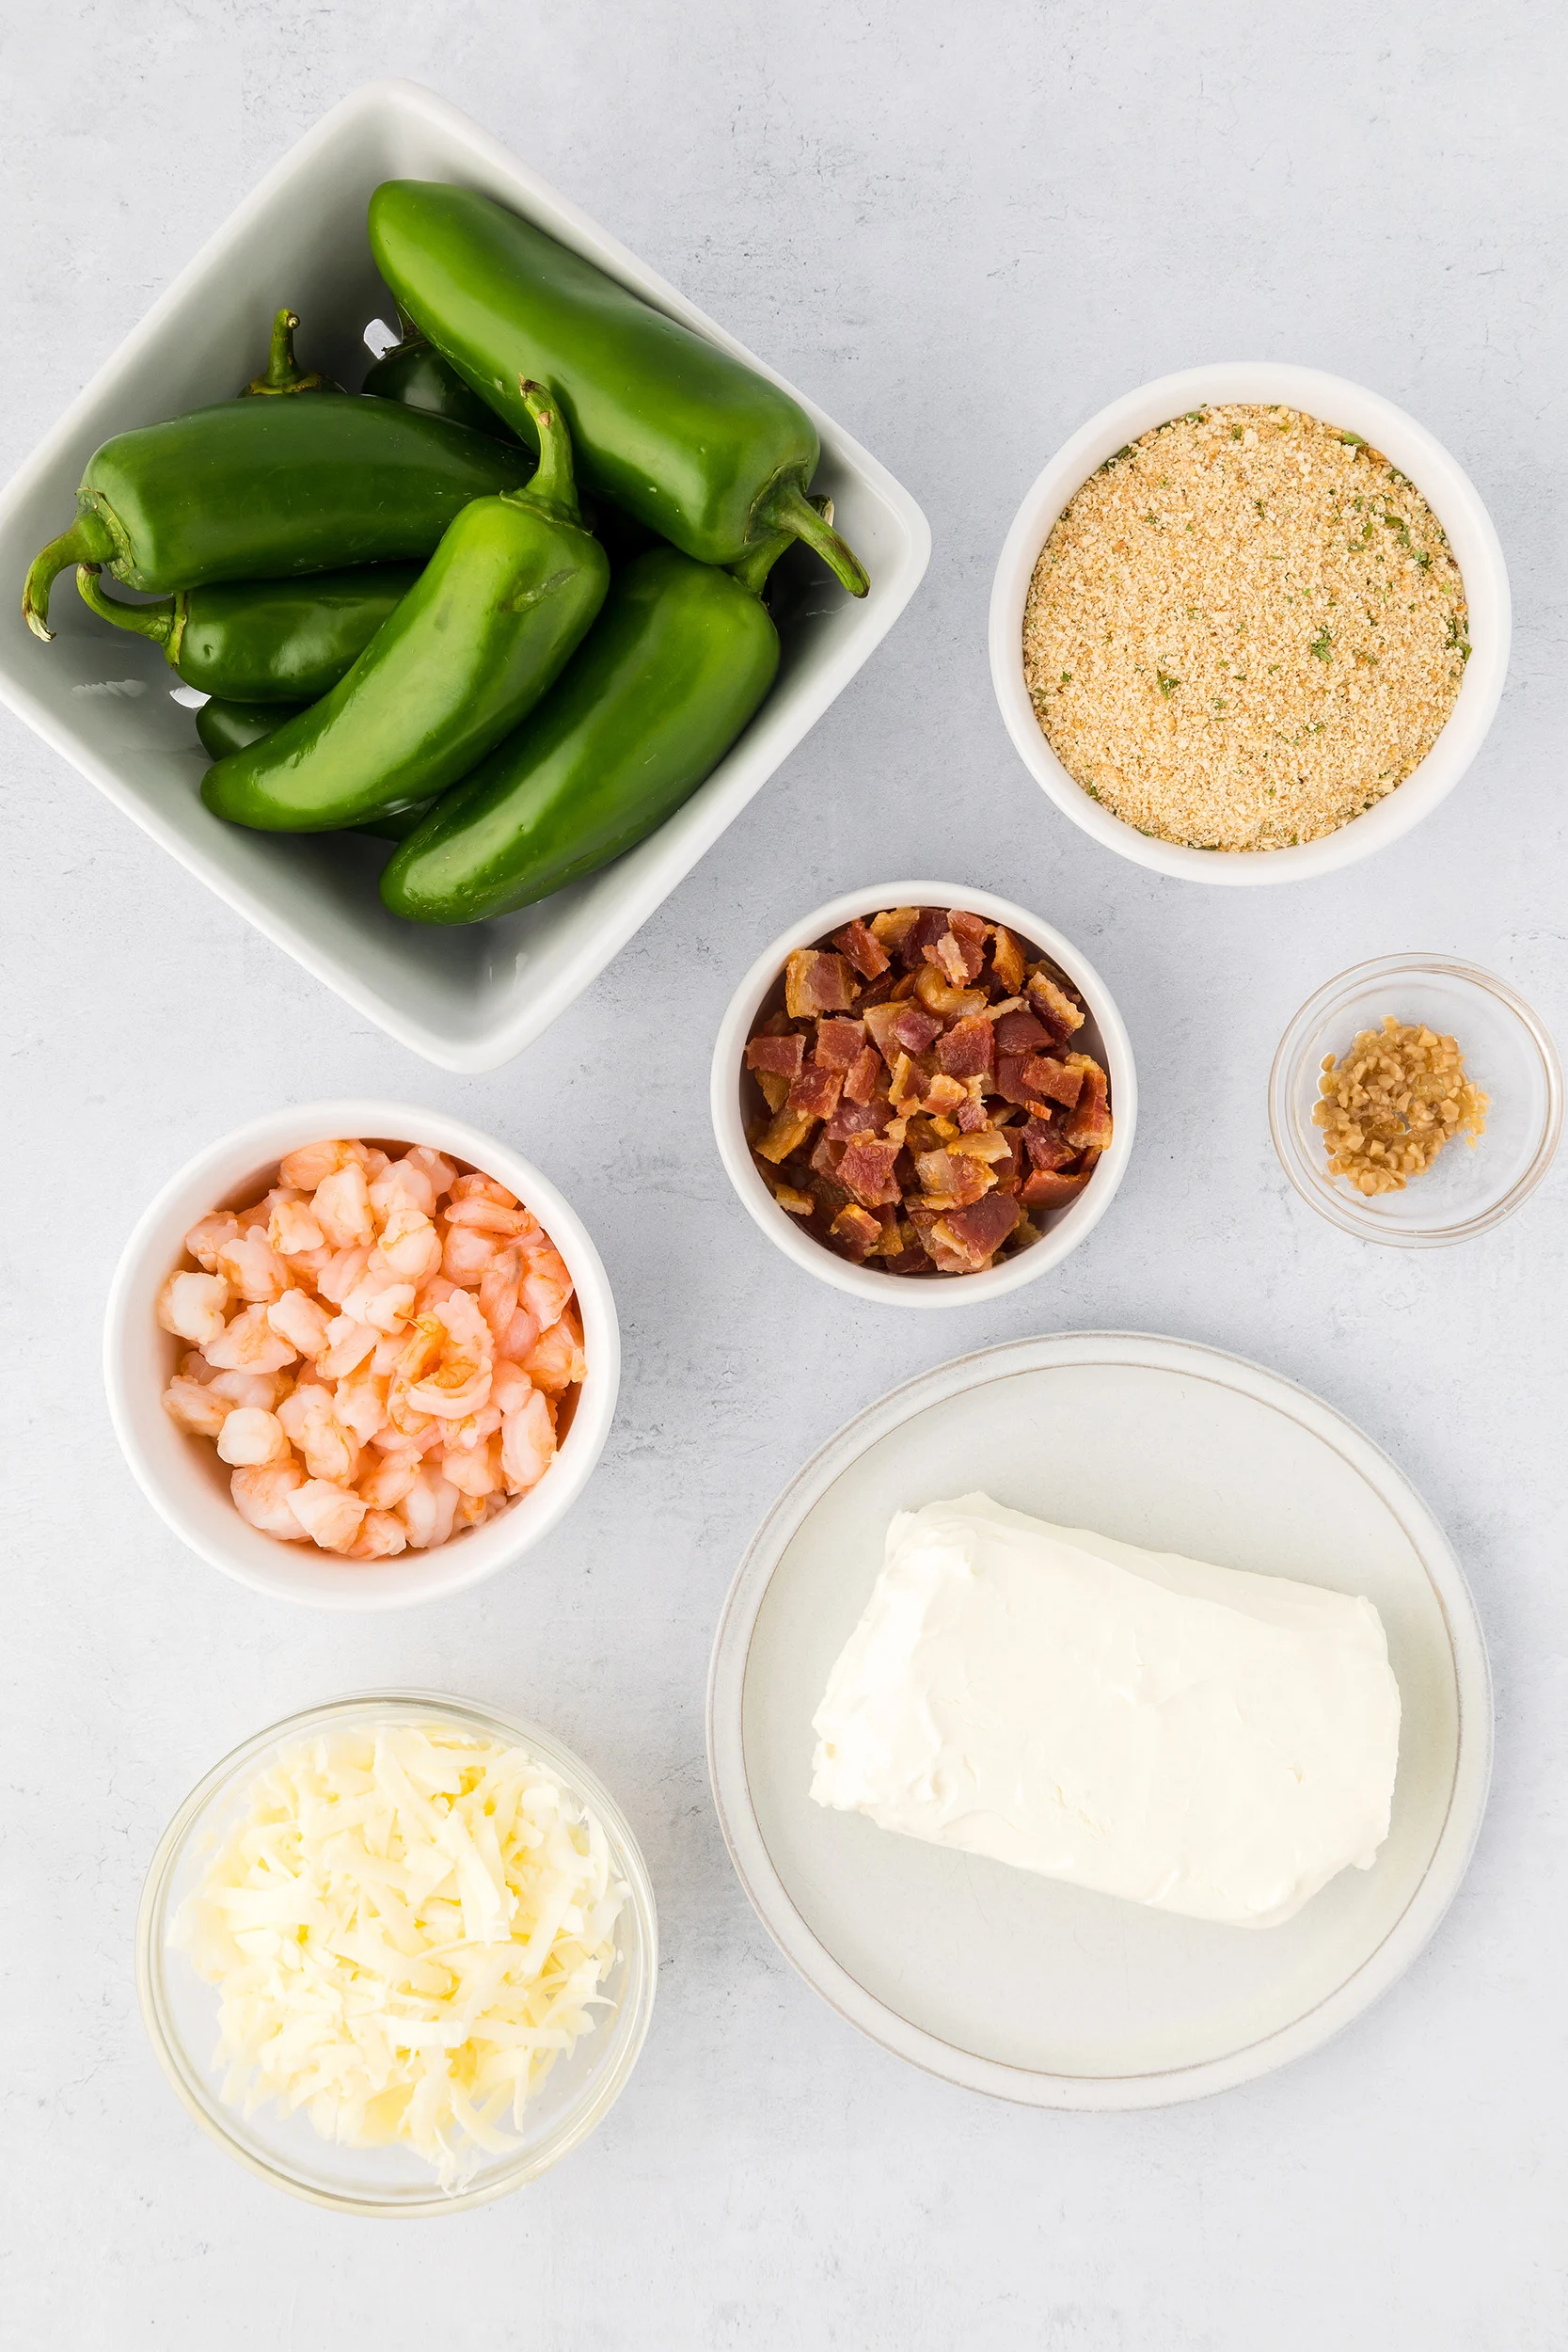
[4,6,1564,2346]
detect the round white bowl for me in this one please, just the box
[137,1690,657,2213]
[709,883,1137,1307]
[989,362,1511,884]
[104,1099,620,1609]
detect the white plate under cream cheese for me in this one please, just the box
[811,1492,1402,1929]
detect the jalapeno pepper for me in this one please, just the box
[368,181,869,597]
[362,310,514,437]
[193,695,433,835]
[77,561,420,702]
[380,509,812,926]
[243,308,338,397]
[23,395,528,641]
[201,380,609,834]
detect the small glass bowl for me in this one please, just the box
[1269,954,1561,1247]
[136,1692,657,2216]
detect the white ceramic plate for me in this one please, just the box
[0,80,929,1071]
[707,1332,1491,2107]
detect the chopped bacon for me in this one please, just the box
[949,1127,1012,1165]
[948,908,989,966]
[746,1031,806,1079]
[857,969,901,1009]
[784,948,858,1018]
[843,1046,882,1104]
[755,1071,790,1112]
[1022,1116,1078,1172]
[1021,1053,1083,1109]
[828,1203,883,1260]
[922,1073,970,1117]
[935,1014,993,1079]
[832,918,891,980]
[890,1004,942,1055]
[990,1128,1023,1193]
[867,906,919,952]
[990,925,1025,993]
[826,1093,894,1141]
[994,1053,1051,1112]
[1026,969,1086,1040]
[863,1001,907,1063]
[1064,1061,1113,1152]
[838,1136,904,1207]
[956,1091,990,1134]
[754,1107,816,1163]
[994,1008,1051,1057]
[772,1184,814,1216]
[788,1061,844,1120]
[814,1017,867,1070]
[898,907,950,969]
[931,1193,1022,1270]
[912,962,990,1021]
[1021,1167,1091,1211]
[914,1149,993,1209]
[809,1129,846,1180]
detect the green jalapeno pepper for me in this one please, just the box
[380,508,813,926]
[193,696,433,836]
[23,395,528,642]
[362,310,515,437]
[77,561,420,702]
[243,308,338,397]
[201,380,609,834]
[368,181,869,598]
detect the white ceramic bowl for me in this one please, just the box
[709,883,1136,1307]
[0,80,929,1072]
[989,363,1511,884]
[138,1691,657,2213]
[103,1099,619,1608]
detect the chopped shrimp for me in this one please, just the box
[333,1365,389,1445]
[163,1376,230,1438]
[357,1452,419,1509]
[371,1414,444,1456]
[478,1248,520,1346]
[398,1293,494,1421]
[209,1367,292,1412]
[341,1273,417,1334]
[214,1229,289,1305]
[288,1478,367,1553]
[215,1406,291,1467]
[268,1289,331,1359]
[521,1318,586,1396]
[317,1315,379,1381]
[444,1194,529,1236]
[183,1212,241,1272]
[442,1431,503,1498]
[517,1223,574,1332]
[491,1360,535,1416]
[234,1200,273,1232]
[316,1245,372,1306]
[497,1304,543,1362]
[404,1146,457,1200]
[351,1508,407,1561]
[398,1465,460,1549]
[277,1385,360,1485]
[312,1162,375,1249]
[278,1139,358,1190]
[442,1399,502,1454]
[370,1204,444,1285]
[178,1349,218,1384]
[157,1270,229,1347]
[204,1304,298,1375]
[440,1219,498,1286]
[500,1387,556,1495]
[269,1196,325,1256]
[370,1157,438,1220]
[413,1276,460,1313]
[371,1332,404,1377]
[450,1171,518,1208]
[230,1461,309,1538]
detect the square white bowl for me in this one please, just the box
[0,80,930,1071]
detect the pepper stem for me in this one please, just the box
[753,478,869,597]
[23,508,118,641]
[508,378,581,523]
[730,496,833,597]
[245,308,325,396]
[75,565,180,658]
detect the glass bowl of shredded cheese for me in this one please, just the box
[1269,954,1561,1246]
[136,1692,657,2213]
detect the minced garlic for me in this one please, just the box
[1312,1015,1487,1195]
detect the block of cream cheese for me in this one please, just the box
[810,1493,1401,1929]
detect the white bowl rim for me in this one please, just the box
[136,1687,658,2214]
[988,361,1512,886]
[103,1099,620,1610]
[708,882,1137,1307]
[1267,951,1563,1247]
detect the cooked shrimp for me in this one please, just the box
[267,1289,331,1359]
[317,1315,379,1382]
[277,1385,360,1485]
[500,1387,556,1495]
[442,1430,502,1498]
[521,1317,586,1397]
[183,1212,241,1272]
[404,1146,457,1200]
[440,1219,498,1287]
[316,1245,372,1306]
[215,1407,291,1468]
[163,1376,230,1438]
[478,1248,520,1346]
[311,1162,376,1249]
[442,1399,502,1455]
[398,1294,494,1421]
[370,1157,437,1221]
[490,1359,535,1416]
[278,1138,358,1190]
[444,1194,529,1236]
[214,1229,290,1305]
[209,1367,293,1412]
[497,1304,543,1362]
[157,1270,230,1347]
[341,1272,418,1334]
[357,1452,420,1509]
[268,1196,325,1256]
[398,1464,460,1549]
[517,1221,574,1332]
[350,1508,407,1560]
[204,1304,298,1375]
[288,1478,367,1553]
[370,1203,444,1285]
[333,1365,389,1446]
[230,1461,309,1538]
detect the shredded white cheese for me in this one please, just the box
[170,1722,627,2189]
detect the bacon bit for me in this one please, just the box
[788,1061,845,1120]
[1022,1116,1078,1172]
[863,1001,907,1063]
[932,931,971,986]
[933,1192,1022,1268]
[898,908,950,968]
[956,1089,990,1134]
[838,1136,904,1207]
[912,963,989,1022]
[785,948,858,1018]
[1021,1167,1091,1211]
[814,1017,867,1070]
[1065,1062,1114,1152]
[866,1212,906,1259]
[756,1070,791,1112]
[857,969,901,1009]
[1026,969,1086,1040]
[949,1128,1012,1164]
[810,1129,846,1179]
[746,1032,806,1079]
[867,906,920,951]
[829,1203,883,1260]
[990,925,1025,993]
[994,1008,1052,1056]
[889,1003,942,1055]
[994,1053,1051,1113]
[922,1073,970,1117]
[1021,1053,1084,1109]
[843,1046,882,1104]
[826,1093,893,1141]
[982,995,1025,1022]
[888,1051,925,1111]
[915,1149,993,1209]
[772,1184,814,1216]
[755,1106,816,1163]
[935,1014,993,1079]
[832,918,891,980]
[948,909,990,968]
